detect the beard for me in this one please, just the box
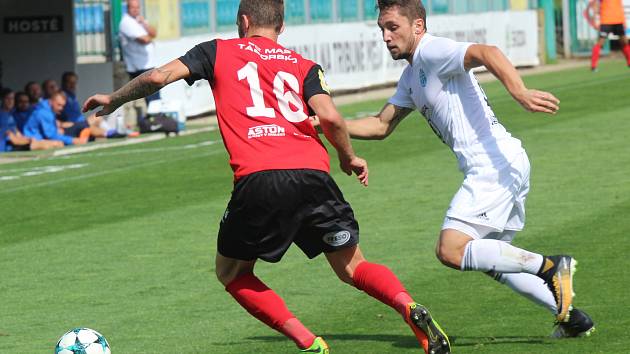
[388,48,410,61]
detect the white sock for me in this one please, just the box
[489,272,557,314]
[461,239,544,274]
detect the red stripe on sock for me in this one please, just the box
[591,45,601,69]
[352,262,413,315]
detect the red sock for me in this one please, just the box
[226,273,315,348]
[279,318,317,349]
[622,44,630,65]
[352,261,414,316]
[591,44,601,69]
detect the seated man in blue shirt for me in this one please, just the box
[23,90,88,146]
[42,79,59,100]
[12,91,33,132]
[1,88,63,152]
[0,89,13,152]
[25,81,43,105]
[0,116,10,153]
[60,71,110,138]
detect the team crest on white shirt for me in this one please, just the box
[419,68,427,87]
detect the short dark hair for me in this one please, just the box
[237,0,284,33]
[62,71,78,83]
[24,81,38,91]
[15,91,29,101]
[42,79,56,87]
[0,87,13,100]
[377,0,427,24]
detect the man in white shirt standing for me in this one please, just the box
[342,0,595,339]
[119,0,159,102]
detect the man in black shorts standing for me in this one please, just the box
[82,1,450,353]
[586,0,630,71]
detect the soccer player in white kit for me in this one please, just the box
[344,0,595,337]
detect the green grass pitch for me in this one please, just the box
[1,60,629,353]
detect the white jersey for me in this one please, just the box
[119,13,156,72]
[389,34,525,173]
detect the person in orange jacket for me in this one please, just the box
[585,0,630,71]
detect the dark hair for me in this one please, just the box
[377,0,427,24]
[62,71,78,83]
[0,87,13,100]
[24,81,38,91]
[15,91,29,100]
[42,79,57,87]
[237,0,284,33]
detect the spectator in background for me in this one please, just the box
[42,79,60,99]
[119,0,160,103]
[12,92,32,132]
[60,71,112,138]
[0,88,15,152]
[1,88,15,115]
[586,0,630,71]
[1,88,62,152]
[25,81,42,105]
[23,90,88,146]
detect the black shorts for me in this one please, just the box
[63,120,89,137]
[217,169,360,263]
[8,143,30,151]
[599,24,625,38]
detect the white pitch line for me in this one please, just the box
[51,126,216,157]
[47,140,221,159]
[0,149,223,194]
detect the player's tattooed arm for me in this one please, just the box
[345,103,412,140]
[110,68,169,104]
[82,59,190,116]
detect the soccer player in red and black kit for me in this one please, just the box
[82,1,450,353]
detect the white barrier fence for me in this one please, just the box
[154,10,539,117]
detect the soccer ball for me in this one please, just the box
[55,328,111,354]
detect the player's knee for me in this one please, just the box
[333,267,355,285]
[435,241,463,270]
[215,265,248,286]
[215,266,232,286]
[435,245,450,266]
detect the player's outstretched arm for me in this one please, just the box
[464,44,560,114]
[308,94,368,186]
[82,59,190,116]
[345,103,412,140]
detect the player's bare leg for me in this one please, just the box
[215,253,322,352]
[29,139,64,150]
[621,35,630,67]
[591,36,607,71]
[326,245,450,354]
[86,114,109,138]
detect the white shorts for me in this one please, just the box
[442,152,530,239]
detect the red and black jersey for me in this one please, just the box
[179,36,331,180]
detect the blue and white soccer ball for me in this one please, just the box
[55,328,111,354]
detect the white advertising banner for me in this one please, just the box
[154,10,539,117]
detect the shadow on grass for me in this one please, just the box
[450,335,551,347]
[247,334,551,349]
